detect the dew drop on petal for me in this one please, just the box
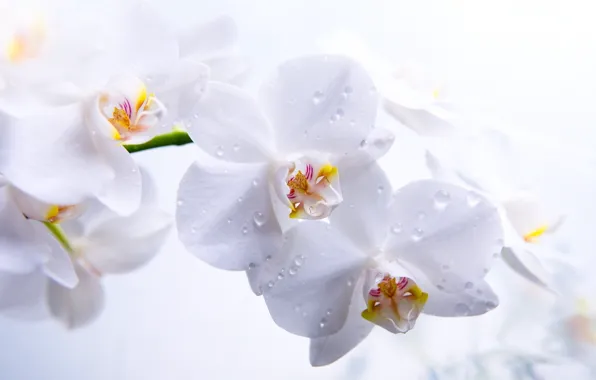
[334,108,345,120]
[237,197,243,203]
[255,286,263,296]
[193,114,199,119]
[437,284,445,290]
[326,309,333,316]
[242,226,249,235]
[253,211,267,227]
[377,185,384,194]
[247,263,256,271]
[289,266,298,276]
[265,255,272,261]
[434,190,451,209]
[343,86,353,99]
[294,255,304,267]
[467,191,481,207]
[411,228,424,241]
[232,143,240,152]
[347,279,353,287]
[267,281,275,289]
[391,223,403,234]
[455,303,471,316]
[215,146,224,157]
[277,272,285,280]
[252,178,260,187]
[176,200,184,206]
[312,90,325,105]
[319,318,327,329]
[485,300,497,309]
[227,218,232,224]
[464,282,474,290]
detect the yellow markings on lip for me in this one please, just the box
[317,164,338,181]
[135,84,148,112]
[45,205,60,222]
[523,225,549,243]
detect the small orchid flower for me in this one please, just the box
[177,54,395,272]
[0,182,78,316]
[250,163,504,366]
[425,129,566,290]
[0,169,171,328]
[318,30,457,136]
[0,2,244,216]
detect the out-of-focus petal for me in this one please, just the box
[328,162,392,252]
[501,193,565,243]
[260,55,377,156]
[10,186,81,223]
[0,104,113,205]
[256,222,368,337]
[0,187,46,273]
[177,158,281,270]
[185,82,275,162]
[83,206,171,274]
[501,246,551,289]
[202,55,250,85]
[176,16,238,60]
[47,263,104,329]
[385,180,503,293]
[309,275,374,366]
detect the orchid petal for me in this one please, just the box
[501,246,551,289]
[328,162,392,251]
[177,16,238,60]
[502,193,564,243]
[338,126,395,168]
[257,222,368,338]
[47,263,104,329]
[0,104,113,205]
[260,55,377,155]
[177,158,282,270]
[0,269,45,312]
[384,101,457,137]
[202,55,250,85]
[185,82,275,162]
[309,275,373,366]
[385,180,503,293]
[83,206,171,274]
[0,187,46,273]
[28,221,77,289]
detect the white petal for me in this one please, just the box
[501,246,551,289]
[202,55,250,85]
[177,158,281,270]
[185,82,275,162]
[385,180,503,292]
[337,127,395,168]
[28,221,78,289]
[309,275,374,366]
[0,269,46,313]
[403,262,499,317]
[0,104,113,204]
[0,188,46,273]
[328,162,392,251]
[84,207,171,274]
[257,222,368,338]
[47,263,104,329]
[384,101,457,137]
[92,134,142,216]
[177,16,238,60]
[260,55,378,155]
[501,193,564,240]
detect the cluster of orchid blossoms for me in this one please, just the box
[0,1,573,368]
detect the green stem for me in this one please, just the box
[123,130,194,153]
[43,221,74,253]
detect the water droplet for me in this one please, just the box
[267,281,275,289]
[289,266,298,275]
[294,256,304,267]
[215,146,224,157]
[255,286,263,296]
[349,204,355,209]
[176,200,184,206]
[485,300,497,309]
[253,211,267,227]
[434,190,451,209]
[377,185,384,194]
[418,212,426,220]
[237,197,243,203]
[294,305,301,313]
[333,108,345,120]
[232,144,240,152]
[227,218,232,224]
[476,288,483,295]
[326,309,333,316]
[247,263,256,270]
[349,119,356,127]
[492,252,500,259]
[343,86,353,98]
[265,255,272,261]
[200,209,207,215]
[347,279,353,287]
[411,228,424,241]
[464,282,474,290]
[319,318,327,329]
[190,226,197,233]
[455,303,471,316]
[193,113,199,119]
[252,178,260,187]
[437,284,445,290]
[359,139,368,148]
[467,191,481,207]
[391,224,403,234]
[277,272,285,280]
[312,91,325,105]
[242,226,249,235]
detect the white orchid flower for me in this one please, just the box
[249,163,503,366]
[318,30,457,136]
[424,129,565,290]
[0,1,244,216]
[0,181,78,316]
[177,54,395,272]
[1,169,171,328]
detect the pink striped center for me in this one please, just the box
[397,277,408,290]
[305,164,314,180]
[120,98,133,118]
[369,288,381,297]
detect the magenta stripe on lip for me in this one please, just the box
[120,98,133,118]
[369,288,381,297]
